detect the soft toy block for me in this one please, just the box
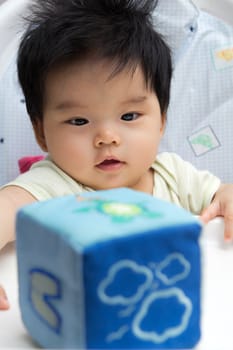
[16,188,202,349]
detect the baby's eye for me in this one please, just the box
[121,112,140,121]
[67,118,89,126]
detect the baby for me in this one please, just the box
[0,0,233,309]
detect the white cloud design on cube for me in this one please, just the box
[98,254,193,344]
[97,260,153,305]
[132,287,192,343]
[156,253,191,285]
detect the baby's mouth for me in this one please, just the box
[96,158,124,171]
[101,159,119,165]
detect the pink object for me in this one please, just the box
[18,156,45,173]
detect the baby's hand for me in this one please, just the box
[201,184,233,242]
[0,285,9,310]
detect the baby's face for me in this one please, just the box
[35,58,165,193]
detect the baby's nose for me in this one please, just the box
[94,129,120,147]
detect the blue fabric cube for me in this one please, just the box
[16,188,202,349]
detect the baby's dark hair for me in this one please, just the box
[17,0,172,124]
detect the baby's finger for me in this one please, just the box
[0,285,10,310]
[200,201,220,224]
[223,214,233,242]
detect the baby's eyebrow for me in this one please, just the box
[55,100,87,110]
[121,95,148,105]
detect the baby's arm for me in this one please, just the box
[0,186,37,309]
[0,186,37,249]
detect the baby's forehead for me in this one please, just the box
[46,57,151,91]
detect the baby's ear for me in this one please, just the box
[32,119,48,152]
[161,113,166,133]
